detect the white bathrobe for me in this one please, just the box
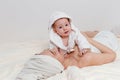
[49,11,90,53]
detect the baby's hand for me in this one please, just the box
[79,48,90,56]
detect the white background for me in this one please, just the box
[0,0,120,43]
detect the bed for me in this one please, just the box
[0,33,120,80]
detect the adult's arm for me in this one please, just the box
[87,38,116,65]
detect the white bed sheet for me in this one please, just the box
[47,37,120,80]
[0,40,49,80]
[0,38,120,80]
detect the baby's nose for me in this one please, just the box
[63,27,67,30]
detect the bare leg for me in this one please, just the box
[81,31,99,38]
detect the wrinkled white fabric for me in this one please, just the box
[49,11,90,53]
[15,55,64,80]
[90,30,119,53]
[46,31,120,80]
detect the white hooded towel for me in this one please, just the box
[48,11,90,53]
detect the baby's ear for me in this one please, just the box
[53,28,57,33]
[52,26,57,32]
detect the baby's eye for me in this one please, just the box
[65,24,68,26]
[58,26,62,29]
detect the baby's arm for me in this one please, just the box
[77,48,91,56]
[81,48,91,54]
[49,40,59,50]
[76,32,91,56]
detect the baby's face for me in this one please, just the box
[53,18,72,38]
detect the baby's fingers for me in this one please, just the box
[78,52,83,56]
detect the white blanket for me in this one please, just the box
[0,32,120,80]
[90,30,119,53]
[46,31,120,80]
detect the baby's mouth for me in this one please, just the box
[64,31,69,34]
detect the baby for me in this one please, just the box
[48,11,91,56]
